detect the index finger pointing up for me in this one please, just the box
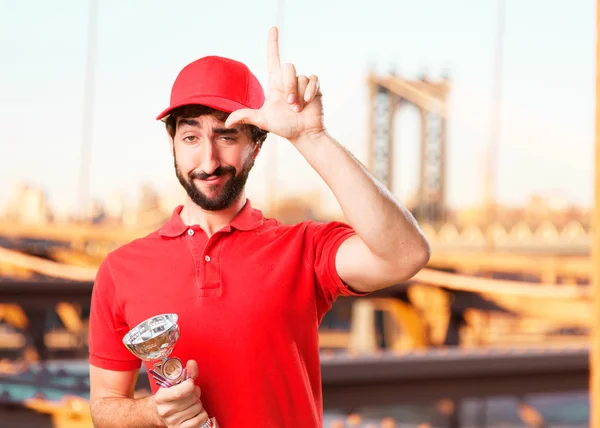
[267,26,281,75]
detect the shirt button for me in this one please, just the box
[187,229,194,236]
[205,255,211,262]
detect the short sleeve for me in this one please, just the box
[88,256,141,371]
[306,221,370,320]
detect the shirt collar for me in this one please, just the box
[159,199,264,238]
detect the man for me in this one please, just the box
[88,27,430,428]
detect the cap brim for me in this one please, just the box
[155,95,251,120]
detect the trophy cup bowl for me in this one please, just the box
[123,313,185,386]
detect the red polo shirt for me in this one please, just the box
[88,200,367,427]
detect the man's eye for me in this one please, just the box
[218,137,236,144]
[183,136,197,143]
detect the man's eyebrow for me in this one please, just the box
[178,118,200,128]
[212,127,239,135]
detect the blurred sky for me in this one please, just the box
[0,0,595,216]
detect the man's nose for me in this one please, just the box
[199,140,220,176]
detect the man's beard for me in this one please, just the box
[175,153,254,211]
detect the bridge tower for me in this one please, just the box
[367,71,451,224]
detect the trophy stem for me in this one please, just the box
[154,357,184,385]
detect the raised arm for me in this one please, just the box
[226,27,431,293]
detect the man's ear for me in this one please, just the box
[252,141,263,160]
[166,129,174,150]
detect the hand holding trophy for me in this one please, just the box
[123,314,218,428]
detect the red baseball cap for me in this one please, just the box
[156,55,265,120]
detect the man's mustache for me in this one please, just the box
[190,166,236,180]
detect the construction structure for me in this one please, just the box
[367,71,451,225]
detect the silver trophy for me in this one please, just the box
[122,313,218,427]
[123,313,186,387]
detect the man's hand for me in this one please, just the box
[153,360,210,428]
[225,26,324,143]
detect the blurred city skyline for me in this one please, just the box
[0,0,595,217]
